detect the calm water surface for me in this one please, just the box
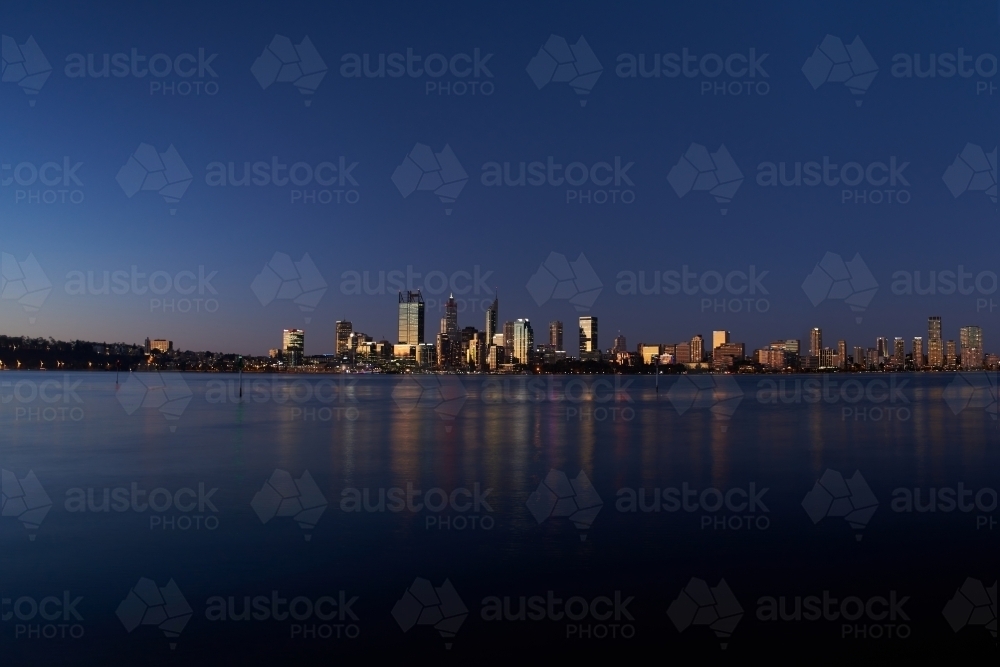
[1,372,996,662]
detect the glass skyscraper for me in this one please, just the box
[485,291,498,340]
[928,316,943,367]
[549,321,563,350]
[513,319,533,365]
[579,316,598,359]
[397,291,425,345]
[282,328,304,366]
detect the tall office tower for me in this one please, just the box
[487,344,503,370]
[690,334,704,363]
[440,317,448,334]
[444,293,459,336]
[467,331,487,370]
[853,346,865,369]
[459,326,478,367]
[485,291,498,340]
[579,316,598,358]
[712,330,730,351]
[819,348,835,368]
[912,337,923,368]
[513,319,534,365]
[945,340,957,368]
[435,333,452,369]
[282,328,305,366]
[493,333,504,347]
[959,325,983,369]
[810,328,822,357]
[549,321,563,350]
[144,337,151,354]
[837,340,847,369]
[335,320,353,355]
[503,321,515,359]
[785,340,801,366]
[613,333,627,354]
[928,315,942,341]
[893,337,905,366]
[415,343,436,367]
[927,316,943,367]
[397,291,425,344]
[876,337,888,361]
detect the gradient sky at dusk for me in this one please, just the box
[1,0,997,355]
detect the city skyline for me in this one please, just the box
[241,296,995,371]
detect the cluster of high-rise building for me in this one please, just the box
[274,307,992,372]
[753,317,988,371]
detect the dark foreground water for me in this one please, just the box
[1,371,996,663]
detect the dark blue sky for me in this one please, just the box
[1,0,997,355]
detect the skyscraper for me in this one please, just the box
[712,330,730,351]
[853,346,865,369]
[503,321,514,360]
[283,328,304,366]
[893,337,905,366]
[912,337,923,368]
[837,340,847,369]
[876,337,888,361]
[579,316,598,359]
[810,328,822,358]
[690,334,704,363]
[549,321,563,350]
[436,333,452,369]
[485,291,498,340]
[335,320,353,355]
[928,316,943,367]
[959,325,983,369]
[513,319,533,365]
[444,293,459,336]
[398,291,425,345]
[946,340,957,368]
[613,333,627,354]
